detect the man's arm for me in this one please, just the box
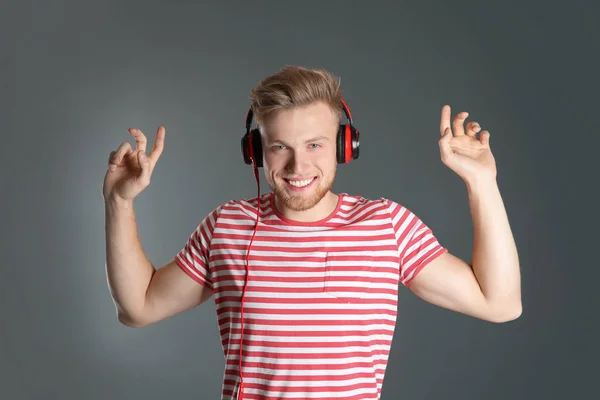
[408,179,522,323]
[105,197,212,328]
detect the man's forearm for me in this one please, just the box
[105,197,155,324]
[467,178,522,316]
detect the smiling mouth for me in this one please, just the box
[283,177,316,188]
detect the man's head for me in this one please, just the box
[249,66,343,216]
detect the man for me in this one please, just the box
[103,66,521,400]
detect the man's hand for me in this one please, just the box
[438,105,497,184]
[103,126,166,202]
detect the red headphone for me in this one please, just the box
[241,98,360,167]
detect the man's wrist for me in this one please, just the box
[105,195,134,211]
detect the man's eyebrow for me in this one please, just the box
[304,135,329,143]
[270,135,330,145]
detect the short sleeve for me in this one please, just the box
[385,199,448,287]
[175,205,222,289]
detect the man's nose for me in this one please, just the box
[287,151,310,173]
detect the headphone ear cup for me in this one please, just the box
[241,129,263,167]
[337,124,360,164]
[250,129,263,167]
[351,126,359,161]
[241,133,251,165]
[336,124,346,164]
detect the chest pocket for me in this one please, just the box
[324,250,375,303]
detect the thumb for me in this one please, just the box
[137,150,152,183]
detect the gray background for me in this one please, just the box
[1,0,598,399]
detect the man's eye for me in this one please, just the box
[309,143,321,148]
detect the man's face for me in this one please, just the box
[260,101,339,213]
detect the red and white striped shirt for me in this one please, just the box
[176,192,447,400]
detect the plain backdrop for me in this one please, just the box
[1,1,598,399]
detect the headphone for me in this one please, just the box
[241,98,360,167]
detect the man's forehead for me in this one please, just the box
[260,108,338,142]
[261,123,337,143]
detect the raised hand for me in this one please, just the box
[438,105,497,184]
[103,126,165,202]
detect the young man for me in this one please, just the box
[103,66,521,400]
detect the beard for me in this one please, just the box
[267,171,335,212]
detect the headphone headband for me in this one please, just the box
[340,98,353,124]
[245,99,354,135]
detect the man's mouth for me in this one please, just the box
[283,177,316,188]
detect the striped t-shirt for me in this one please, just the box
[176,192,447,400]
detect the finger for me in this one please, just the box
[440,105,452,136]
[438,127,454,162]
[108,150,118,171]
[480,130,491,145]
[452,111,469,136]
[148,126,166,164]
[137,150,152,184]
[110,142,133,166]
[129,128,147,152]
[466,121,481,137]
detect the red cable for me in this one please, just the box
[238,161,260,400]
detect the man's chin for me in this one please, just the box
[272,180,332,212]
[282,196,319,212]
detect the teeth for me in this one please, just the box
[288,178,313,187]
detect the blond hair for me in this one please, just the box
[249,66,343,126]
